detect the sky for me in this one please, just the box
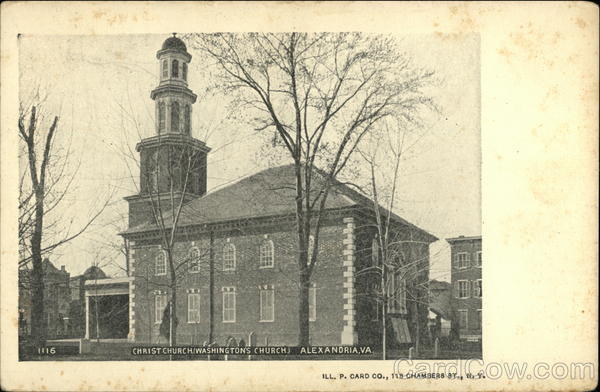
[18,33,480,281]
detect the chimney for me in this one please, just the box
[61,265,66,272]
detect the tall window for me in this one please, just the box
[259,286,274,322]
[475,309,482,329]
[387,272,406,313]
[189,247,200,273]
[457,280,470,298]
[476,251,482,267]
[307,235,315,264]
[172,59,179,78]
[155,250,167,276]
[309,283,317,322]
[473,279,482,298]
[171,102,180,132]
[223,243,236,271]
[184,105,191,135]
[182,62,188,80]
[458,309,468,329]
[455,252,470,269]
[187,293,200,323]
[162,59,168,79]
[259,240,274,268]
[371,237,379,265]
[155,294,167,323]
[158,102,166,132]
[222,287,236,322]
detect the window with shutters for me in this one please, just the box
[458,309,468,329]
[223,243,236,271]
[259,240,274,268]
[187,293,200,323]
[259,286,274,322]
[155,294,167,324]
[456,252,469,269]
[222,287,236,322]
[309,283,317,321]
[457,280,470,298]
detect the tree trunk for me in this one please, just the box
[208,231,214,343]
[30,191,46,345]
[298,271,310,346]
[170,284,177,346]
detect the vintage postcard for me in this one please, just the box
[1,1,597,391]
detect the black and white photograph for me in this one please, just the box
[16,30,480,361]
[1,2,597,391]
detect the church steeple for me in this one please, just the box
[124,34,210,229]
[152,33,196,135]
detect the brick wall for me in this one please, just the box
[449,238,482,340]
[130,219,347,346]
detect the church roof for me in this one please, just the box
[122,164,437,241]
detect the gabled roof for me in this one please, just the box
[122,164,437,242]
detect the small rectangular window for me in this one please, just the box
[458,280,470,298]
[457,252,469,269]
[476,251,482,267]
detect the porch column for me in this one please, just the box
[84,294,90,339]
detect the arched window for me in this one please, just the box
[155,250,167,276]
[259,240,274,268]
[372,237,379,266]
[184,105,191,135]
[171,101,180,132]
[162,59,168,79]
[189,247,200,273]
[172,59,179,78]
[182,62,188,81]
[223,243,236,271]
[158,102,166,132]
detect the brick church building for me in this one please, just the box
[120,35,437,347]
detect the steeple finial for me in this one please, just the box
[172,32,177,37]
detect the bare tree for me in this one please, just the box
[187,32,436,345]
[19,99,111,344]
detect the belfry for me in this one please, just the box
[125,34,211,228]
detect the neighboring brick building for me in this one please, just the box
[18,259,71,338]
[447,235,482,342]
[119,35,437,347]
